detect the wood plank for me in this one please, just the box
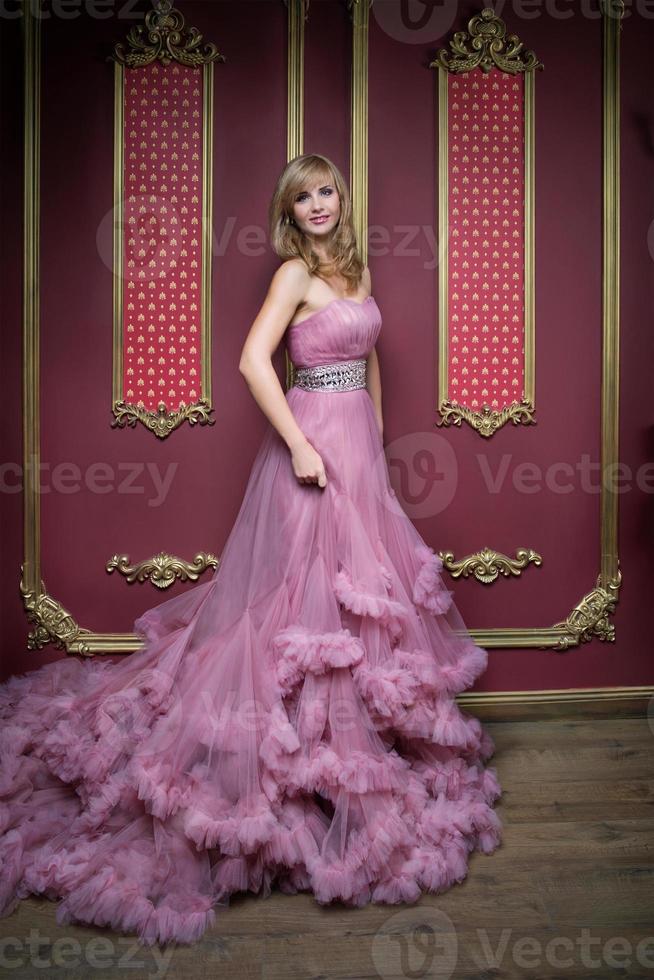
[497,777,654,822]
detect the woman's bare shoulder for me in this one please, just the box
[276,257,310,279]
[267,259,311,309]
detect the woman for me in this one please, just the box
[0,153,502,947]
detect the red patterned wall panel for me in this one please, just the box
[432,8,542,437]
[111,1,224,438]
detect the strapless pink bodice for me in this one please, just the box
[285,296,381,368]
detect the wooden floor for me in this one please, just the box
[2,716,653,979]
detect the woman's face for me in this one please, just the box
[291,176,340,240]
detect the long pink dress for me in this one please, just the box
[0,295,502,945]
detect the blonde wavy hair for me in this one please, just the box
[268,153,365,292]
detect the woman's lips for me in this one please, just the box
[310,215,329,224]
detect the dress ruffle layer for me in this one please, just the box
[0,374,502,947]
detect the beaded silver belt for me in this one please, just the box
[294,358,367,392]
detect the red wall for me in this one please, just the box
[1,0,652,694]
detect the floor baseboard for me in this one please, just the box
[457,685,654,721]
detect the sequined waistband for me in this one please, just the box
[294,358,367,392]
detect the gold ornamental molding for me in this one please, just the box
[431,7,542,438]
[438,398,535,439]
[20,565,92,654]
[551,571,622,650]
[283,0,310,392]
[283,0,310,163]
[110,1,224,438]
[112,0,223,68]
[106,551,218,588]
[440,547,542,584]
[111,399,215,440]
[19,1,623,662]
[347,0,372,266]
[431,6,543,75]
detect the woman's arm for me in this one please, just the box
[238,260,328,486]
[238,260,307,451]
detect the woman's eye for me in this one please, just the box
[297,188,332,202]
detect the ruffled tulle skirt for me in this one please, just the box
[0,385,502,946]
